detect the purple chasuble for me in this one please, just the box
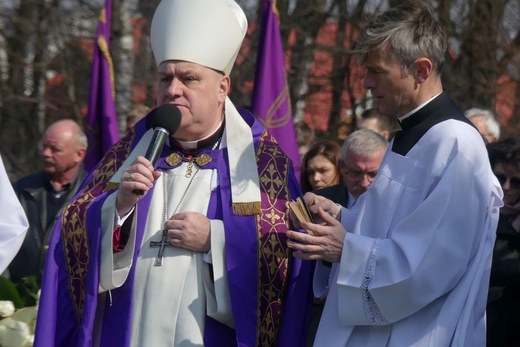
[34,109,313,347]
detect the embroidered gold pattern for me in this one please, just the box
[62,130,136,325]
[195,153,212,166]
[260,164,284,199]
[266,208,281,225]
[255,130,292,347]
[165,153,182,167]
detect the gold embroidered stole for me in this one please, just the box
[255,130,293,346]
[61,130,136,324]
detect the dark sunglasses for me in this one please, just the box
[495,173,520,189]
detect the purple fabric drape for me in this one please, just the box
[251,0,301,182]
[84,0,120,172]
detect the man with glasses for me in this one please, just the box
[340,129,388,207]
[313,129,388,209]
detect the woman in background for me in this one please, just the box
[300,139,342,193]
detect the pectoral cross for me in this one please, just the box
[149,229,172,266]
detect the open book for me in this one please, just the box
[288,197,316,235]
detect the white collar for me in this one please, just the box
[398,92,442,122]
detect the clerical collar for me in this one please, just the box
[391,91,473,156]
[398,91,442,123]
[397,92,451,131]
[170,119,225,153]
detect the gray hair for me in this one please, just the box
[342,129,389,160]
[47,119,88,151]
[354,1,447,75]
[464,107,501,139]
[75,127,88,151]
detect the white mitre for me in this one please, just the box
[150,0,248,75]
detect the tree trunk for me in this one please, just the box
[112,0,135,134]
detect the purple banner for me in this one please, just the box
[84,0,120,172]
[251,0,301,181]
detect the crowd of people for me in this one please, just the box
[0,0,518,346]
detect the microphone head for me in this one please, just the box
[152,104,182,135]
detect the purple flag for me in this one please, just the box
[84,0,120,172]
[251,0,301,180]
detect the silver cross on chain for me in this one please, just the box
[149,168,200,266]
[149,229,170,266]
[149,137,220,266]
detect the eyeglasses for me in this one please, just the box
[345,168,378,181]
[495,173,520,189]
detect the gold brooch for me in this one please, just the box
[165,153,182,167]
[195,154,212,167]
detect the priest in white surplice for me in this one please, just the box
[287,3,502,347]
[34,1,313,346]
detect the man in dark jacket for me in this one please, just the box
[9,119,87,284]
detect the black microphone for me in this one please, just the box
[133,104,182,195]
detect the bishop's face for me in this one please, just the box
[156,61,230,141]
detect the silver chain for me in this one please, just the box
[162,135,222,219]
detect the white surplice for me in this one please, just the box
[314,119,502,346]
[99,162,232,347]
[0,155,28,274]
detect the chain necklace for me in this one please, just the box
[163,136,222,220]
[163,167,200,221]
[152,137,221,266]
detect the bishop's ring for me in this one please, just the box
[125,173,135,181]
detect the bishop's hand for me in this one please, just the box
[116,156,161,216]
[165,212,211,252]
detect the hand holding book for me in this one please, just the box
[288,197,316,235]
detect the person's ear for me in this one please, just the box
[218,75,231,102]
[413,58,433,84]
[76,147,87,164]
